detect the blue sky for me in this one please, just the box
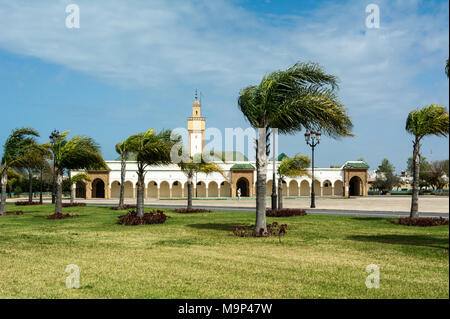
[0,0,448,172]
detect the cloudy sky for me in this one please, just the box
[0,0,448,171]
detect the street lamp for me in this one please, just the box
[304,130,321,208]
[49,129,60,204]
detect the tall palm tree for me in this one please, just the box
[16,143,52,202]
[405,103,449,217]
[238,62,353,235]
[1,127,39,215]
[124,129,180,217]
[178,152,225,209]
[277,154,310,208]
[47,131,106,215]
[115,142,129,209]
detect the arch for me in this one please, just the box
[266,180,273,196]
[111,181,120,198]
[196,181,206,197]
[75,181,86,199]
[349,176,363,196]
[313,180,321,196]
[220,181,231,197]
[288,180,299,197]
[172,181,182,198]
[236,177,250,197]
[281,180,287,197]
[160,181,170,198]
[300,180,310,196]
[208,181,219,197]
[334,180,344,196]
[147,181,158,198]
[124,181,134,198]
[183,182,189,198]
[322,180,332,196]
[91,178,105,198]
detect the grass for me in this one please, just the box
[0,204,448,299]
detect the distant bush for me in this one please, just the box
[173,208,211,214]
[47,212,78,219]
[117,210,168,226]
[392,217,448,227]
[62,202,86,207]
[110,204,137,210]
[15,201,41,206]
[233,222,288,238]
[266,208,307,217]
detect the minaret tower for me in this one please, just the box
[187,90,205,156]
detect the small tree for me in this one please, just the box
[124,129,180,217]
[1,127,39,215]
[48,131,106,215]
[178,153,225,209]
[406,104,449,217]
[277,154,310,208]
[372,158,401,192]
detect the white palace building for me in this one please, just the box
[74,97,369,200]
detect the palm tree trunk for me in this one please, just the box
[54,169,63,214]
[278,177,283,209]
[28,169,33,202]
[119,153,126,209]
[68,170,74,204]
[410,138,420,218]
[39,168,43,204]
[187,176,193,209]
[0,168,7,215]
[136,169,145,218]
[254,127,268,236]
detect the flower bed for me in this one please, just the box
[62,202,86,207]
[392,217,449,227]
[15,201,42,206]
[110,204,137,210]
[47,212,78,219]
[173,208,211,213]
[233,222,288,237]
[266,208,307,217]
[117,210,168,225]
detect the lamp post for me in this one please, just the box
[49,129,60,204]
[304,130,321,208]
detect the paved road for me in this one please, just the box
[86,202,449,219]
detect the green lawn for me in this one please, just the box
[0,204,448,299]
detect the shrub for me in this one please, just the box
[266,208,307,217]
[4,211,24,215]
[47,213,78,219]
[110,204,137,210]
[392,217,449,227]
[233,222,288,238]
[62,202,86,207]
[173,208,211,214]
[15,201,42,206]
[117,210,168,226]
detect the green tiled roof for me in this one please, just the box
[231,164,255,170]
[343,161,370,169]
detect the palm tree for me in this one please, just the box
[16,143,52,202]
[69,173,91,204]
[405,103,449,217]
[47,131,106,215]
[124,129,180,217]
[178,152,225,209]
[115,142,129,209]
[445,58,449,78]
[1,127,39,215]
[238,62,353,235]
[277,154,310,208]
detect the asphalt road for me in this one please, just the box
[87,202,449,219]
